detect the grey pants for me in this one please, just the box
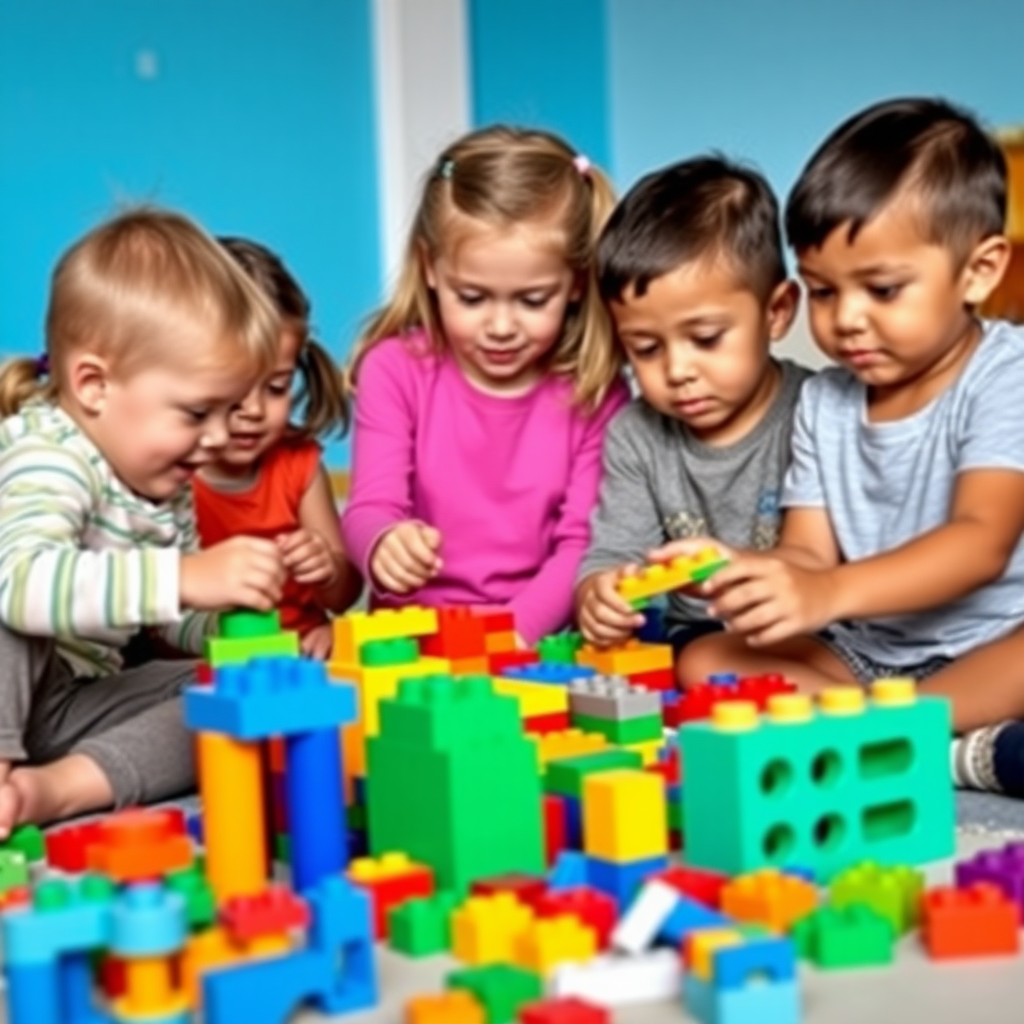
[0,622,197,806]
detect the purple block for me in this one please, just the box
[955,842,1024,909]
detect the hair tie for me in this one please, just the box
[33,353,50,378]
[437,158,455,180]
[572,154,591,177]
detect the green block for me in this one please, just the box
[447,964,543,1024]
[680,694,954,881]
[792,903,895,968]
[829,862,923,935]
[572,712,663,745]
[347,803,367,830]
[0,849,29,891]
[1,824,45,862]
[389,891,458,956]
[204,631,300,668]
[274,833,291,865]
[668,800,683,831]
[536,633,583,664]
[165,866,216,929]
[218,610,281,639]
[690,559,729,583]
[544,749,643,799]
[360,637,419,667]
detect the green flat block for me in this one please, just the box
[204,631,300,667]
[347,803,367,830]
[544,749,643,799]
[628,596,650,611]
[0,849,29,891]
[217,610,281,639]
[829,862,923,934]
[165,866,216,929]
[689,559,729,583]
[389,891,458,956]
[792,903,895,968]
[536,633,584,664]
[1,824,45,862]
[572,712,663,745]
[681,694,954,881]
[360,637,419,667]
[447,964,543,1024]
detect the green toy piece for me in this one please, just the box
[0,850,29,892]
[217,610,281,639]
[792,903,896,968]
[544,749,643,800]
[389,891,459,956]
[572,711,663,745]
[165,865,217,929]
[0,824,45,863]
[829,861,924,935]
[360,637,420,668]
[536,633,584,665]
[447,963,543,1024]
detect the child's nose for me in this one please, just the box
[486,304,516,339]
[834,292,867,335]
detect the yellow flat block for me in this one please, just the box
[513,913,598,975]
[406,990,486,1024]
[330,657,450,735]
[451,892,535,965]
[583,769,668,863]
[531,729,607,771]
[624,738,664,767]
[576,640,673,676]
[332,607,439,663]
[349,851,428,883]
[492,677,569,717]
[684,928,744,981]
[616,549,724,601]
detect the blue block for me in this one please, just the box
[659,893,731,945]
[500,663,596,685]
[715,934,796,989]
[587,855,669,910]
[204,949,330,1024]
[549,851,589,891]
[6,962,61,1024]
[783,865,816,884]
[637,605,666,643]
[684,971,799,1024]
[562,794,582,848]
[352,774,367,806]
[662,691,680,708]
[110,884,186,957]
[307,876,377,1014]
[184,658,357,739]
[2,884,113,966]
[186,811,204,846]
[707,673,739,687]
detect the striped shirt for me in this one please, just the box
[0,401,211,677]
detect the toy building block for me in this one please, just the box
[657,894,732,947]
[533,730,608,772]
[623,737,664,767]
[537,633,584,665]
[675,675,797,724]
[629,667,676,692]
[389,891,459,957]
[921,883,1020,959]
[472,873,549,910]
[616,549,728,604]
[681,683,954,881]
[720,869,818,932]
[332,606,439,663]
[348,852,435,940]
[544,749,643,800]
[524,711,572,736]
[611,879,680,954]
[685,927,796,987]
[448,963,544,1024]
[491,651,542,676]
[407,989,487,1024]
[485,630,518,655]
[0,886,31,911]
[548,852,590,891]
[0,825,45,863]
[574,713,663,746]
[576,640,673,677]
[220,886,310,942]
[544,796,568,866]
[829,861,923,935]
[568,675,662,720]
[493,677,571,718]
[519,998,609,1024]
[501,663,596,686]
[514,913,598,975]
[473,608,517,634]
[562,795,583,849]
[0,850,28,893]
[535,887,617,949]
[367,676,545,895]
[651,865,728,908]
[85,807,193,883]
[44,820,106,873]
[791,904,895,968]
[165,866,217,930]
[683,970,799,1024]
[452,892,536,965]
[552,948,682,1007]
[582,770,668,863]
[586,854,669,910]
[955,841,1024,910]
[421,608,490,660]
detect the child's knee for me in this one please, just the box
[676,633,732,686]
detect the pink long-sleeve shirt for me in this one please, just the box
[341,333,629,643]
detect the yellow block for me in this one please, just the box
[332,606,439,663]
[492,677,569,717]
[114,956,188,1019]
[624,738,663,767]
[531,729,607,771]
[685,928,744,980]
[583,769,668,862]
[451,892,535,965]
[330,656,450,735]
[513,914,598,975]
[406,990,486,1024]
[576,640,673,676]
[349,851,426,882]
[485,631,517,654]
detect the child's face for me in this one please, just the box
[214,325,302,474]
[797,201,978,396]
[424,217,578,395]
[610,259,795,445]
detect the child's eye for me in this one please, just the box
[267,383,291,397]
[457,292,485,306]
[806,286,835,301]
[183,408,209,423]
[868,283,903,301]
[628,343,659,361]
[691,333,723,348]
[521,294,550,310]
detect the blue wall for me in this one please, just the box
[0,0,380,463]
[607,0,1024,196]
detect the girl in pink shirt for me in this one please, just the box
[342,126,629,643]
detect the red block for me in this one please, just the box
[472,873,549,910]
[46,821,105,872]
[525,712,571,736]
[519,997,610,1023]
[350,864,435,940]
[651,865,728,908]
[99,957,128,998]
[490,650,541,675]
[628,667,676,692]
[86,807,193,883]
[922,883,1020,959]
[420,608,489,659]
[471,608,516,634]
[543,795,567,867]
[535,887,617,949]
[221,886,310,942]
[195,662,214,686]
[0,887,31,911]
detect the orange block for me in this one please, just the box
[720,870,818,932]
[406,990,486,1024]
[922,883,1020,959]
[86,808,193,883]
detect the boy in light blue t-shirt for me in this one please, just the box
[679,97,1024,794]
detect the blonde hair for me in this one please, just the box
[0,208,280,418]
[220,237,349,437]
[346,125,621,409]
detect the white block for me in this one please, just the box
[611,879,680,955]
[552,949,682,1007]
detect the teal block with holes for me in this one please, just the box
[680,692,953,881]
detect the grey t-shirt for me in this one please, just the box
[579,359,812,632]
[783,319,1024,664]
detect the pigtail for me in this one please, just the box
[295,337,350,438]
[0,356,55,418]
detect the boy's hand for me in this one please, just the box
[180,537,286,612]
[301,622,334,660]
[702,553,839,645]
[277,529,335,586]
[370,520,442,595]
[578,566,646,646]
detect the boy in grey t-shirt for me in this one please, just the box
[576,157,811,665]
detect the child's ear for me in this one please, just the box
[418,241,438,290]
[766,279,800,342]
[66,352,110,415]
[961,234,1011,306]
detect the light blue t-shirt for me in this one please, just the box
[782,319,1024,665]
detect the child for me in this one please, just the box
[192,238,362,660]
[680,98,1024,780]
[0,208,286,835]
[576,156,810,666]
[341,126,629,644]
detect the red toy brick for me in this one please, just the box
[922,882,1021,959]
[472,608,516,634]
[350,861,435,940]
[628,668,676,692]
[0,887,31,911]
[46,821,105,872]
[519,997,610,1023]
[420,608,489,659]
[524,712,572,736]
[472,873,549,910]
[490,650,541,676]
[543,795,567,867]
[195,662,214,686]
[99,956,128,998]
[535,887,617,949]
[86,807,193,882]
[221,886,311,941]
[651,865,728,909]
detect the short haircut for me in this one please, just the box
[597,155,787,304]
[786,97,1006,260]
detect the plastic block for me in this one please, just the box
[586,855,669,910]
[536,634,584,665]
[955,841,1024,910]
[921,882,1020,959]
[7,955,110,1024]
[616,551,727,602]
[205,628,300,669]
[472,874,548,910]
[447,963,544,1024]
[45,820,106,873]
[573,712,663,745]
[493,677,570,717]
[519,998,609,1024]
[109,883,186,956]
[0,850,29,892]
[185,656,356,739]
[86,808,193,883]
[533,731,607,772]
[491,650,542,675]
[220,886,309,942]
[683,970,799,1024]
[681,683,954,881]
[421,608,490,659]
[524,712,573,736]
[576,641,673,677]
[658,894,732,946]
[535,887,617,949]
[720,869,819,932]
[514,914,598,975]
[333,606,439,663]
[544,796,568,866]
[683,927,745,979]
[830,861,924,935]
[407,989,487,1024]
[349,853,435,939]
[562,795,582,849]
[708,932,797,988]
[501,663,596,686]
[549,851,590,891]
[485,629,518,656]
[544,749,643,800]
[0,886,32,911]
[612,879,680,954]
[582,770,668,863]
[568,675,662,720]
[676,676,798,724]
[791,904,895,968]
[651,865,728,908]
[552,948,681,1007]
[0,825,45,863]
[165,866,216,930]
[218,609,281,638]
[389,891,459,956]
[452,892,535,965]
